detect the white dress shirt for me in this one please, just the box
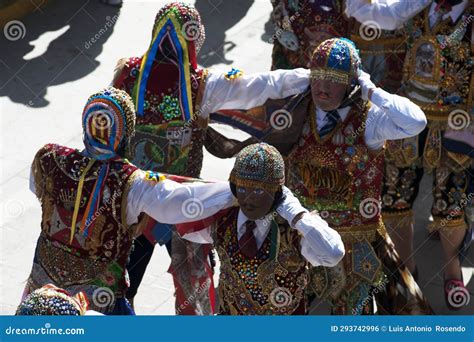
[427,0,468,28]
[29,169,308,230]
[198,67,425,150]
[346,0,468,30]
[236,211,274,248]
[182,207,345,267]
[200,68,311,117]
[315,87,427,150]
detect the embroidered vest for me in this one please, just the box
[350,22,407,94]
[287,99,386,242]
[384,4,474,169]
[402,5,473,123]
[30,143,138,310]
[114,57,208,177]
[271,0,349,69]
[213,208,309,315]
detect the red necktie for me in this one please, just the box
[238,220,258,258]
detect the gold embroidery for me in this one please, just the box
[408,36,442,86]
[194,68,209,123]
[332,219,387,243]
[37,236,108,287]
[423,128,442,170]
[293,163,354,207]
[429,218,468,236]
[120,169,141,233]
[385,136,419,168]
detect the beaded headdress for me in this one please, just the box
[153,2,205,54]
[230,143,285,192]
[70,87,136,244]
[82,86,136,160]
[134,2,204,120]
[309,38,361,85]
[16,284,88,316]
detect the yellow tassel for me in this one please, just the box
[69,159,96,244]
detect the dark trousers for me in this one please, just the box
[126,235,172,300]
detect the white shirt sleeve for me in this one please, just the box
[294,213,345,267]
[345,0,431,30]
[181,190,309,245]
[276,186,309,225]
[200,68,311,117]
[364,87,427,150]
[126,172,236,226]
[181,228,214,244]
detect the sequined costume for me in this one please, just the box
[270,0,349,70]
[178,143,345,315]
[213,208,309,315]
[211,38,433,314]
[23,87,241,315]
[24,88,140,314]
[112,2,314,315]
[16,284,89,316]
[379,3,473,234]
[112,2,214,315]
[113,2,208,177]
[349,26,407,94]
[344,1,434,94]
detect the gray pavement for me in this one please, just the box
[0,0,472,315]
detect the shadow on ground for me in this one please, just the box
[195,0,253,67]
[0,0,120,107]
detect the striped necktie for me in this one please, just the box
[319,110,341,138]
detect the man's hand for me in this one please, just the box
[358,70,376,101]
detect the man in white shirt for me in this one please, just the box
[289,37,432,315]
[180,143,345,315]
[345,0,430,95]
[111,1,311,313]
[347,0,473,311]
[113,2,308,315]
[211,37,432,314]
[24,87,317,315]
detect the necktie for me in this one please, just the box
[238,220,258,258]
[319,110,340,138]
[435,0,461,12]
